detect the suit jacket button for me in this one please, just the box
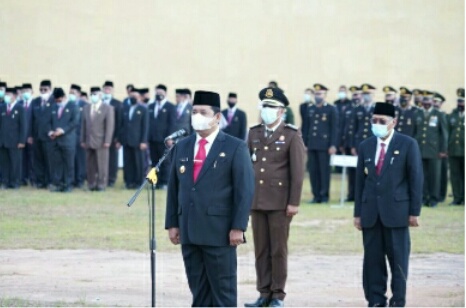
[259,180,264,184]
[192,188,196,191]
[260,168,265,172]
[264,146,268,150]
[262,157,266,161]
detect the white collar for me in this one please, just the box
[196,127,220,145]
[377,129,395,147]
[266,120,282,132]
[8,101,18,109]
[228,106,237,113]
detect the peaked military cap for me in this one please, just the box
[313,83,329,91]
[383,86,397,93]
[259,87,289,107]
[457,88,465,98]
[399,87,412,95]
[361,83,376,93]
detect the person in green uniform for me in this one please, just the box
[414,90,448,207]
[447,88,465,205]
[433,92,448,202]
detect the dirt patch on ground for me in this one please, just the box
[0,250,463,307]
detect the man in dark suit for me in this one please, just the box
[221,92,247,140]
[147,84,176,189]
[30,79,55,188]
[19,83,35,186]
[302,83,338,203]
[245,87,305,307]
[118,88,149,189]
[102,81,122,187]
[165,91,254,307]
[48,88,80,192]
[122,84,134,107]
[69,84,87,188]
[354,103,423,307]
[173,88,193,134]
[0,88,27,189]
[414,91,448,207]
[81,87,115,191]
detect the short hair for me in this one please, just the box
[126,84,134,90]
[211,106,221,114]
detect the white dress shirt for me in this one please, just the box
[194,127,220,159]
[375,129,395,165]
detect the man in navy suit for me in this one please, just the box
[221,92,247,140]
[118,88,149,189]
[165,90,255,307]
[147,84,176,189]
[0,88,27,189]
[19,83,35,186]
[354,103,423,307]
[48,88,80,192]
[69,84,87,188]
[173,88,193,134]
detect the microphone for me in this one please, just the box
[164,129,187,142]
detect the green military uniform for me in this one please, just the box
[283,106,295,125]
[447,88,465,205]
[414,91,448,207]
[433,92,448,202]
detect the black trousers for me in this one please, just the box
[33,139,52,187]
[181,244,237,307]
[149,141,169,186]
[0,146,22,187]
[22,143,35,185]
[345,147,356,200]
[308,149,331,201]
[422,158,440,203]
[362,217,410,307]
[123,145,144,187]
[108,142,119,185]
[74,142,86,186]
[449,156,465,203]
[439,157,448,201]
[51,143,75,189]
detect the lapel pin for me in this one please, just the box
[46,103,50,107]
[364,167,368,175]
[394,150,399,155]
[219,152,226,157]
[180,166,186,174]
[162,109,166,112]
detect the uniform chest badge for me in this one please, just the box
[137,110,141,115]
[219,152,226,157]
[180,166,186,174]
[407,118,411,125]
[364,167,368,175]
[279,135,285,141]
[162,109,166,112]
[322,115,327,121]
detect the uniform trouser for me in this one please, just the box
[123,145,144,186]
[308,149,331,201]
[86,147,109,190]
[74,142,86,186]
[51,143,75,189]
[21,143,34,185]
[0,146,22,187]
[149,141,169,185]
[108,142,119,185]
[362,217,410,307]
[33,139,52,187]
[449,156,465,203]
[439,157,448,201]
[345,147,356,199]
[422,158,440,203]
[181,244,237,307]
[251,210,292,301]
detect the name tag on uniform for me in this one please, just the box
[429,116,438,127]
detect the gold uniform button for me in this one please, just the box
[422,141,426,144]
[363,134,367,138]
[364,129,368,132]
[423,128,427,131]
[264,146,268,150]
[260,168,265,173]
[422,134,426,137]
[278,182,282,186]
[364,123,368,126]
[313,126,317,130]
[458,128,461,131]
[259,180,264,184]
[262,157,266,162]
[313,133,317,136]
[315,120,318,124]
[456,141,460,144]
[398,128,402,131]
[457,134,460,137]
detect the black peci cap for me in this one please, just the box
[193,90,221,108]
[373,102,395,118]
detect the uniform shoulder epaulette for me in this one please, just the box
[250,123,263,129]
[285,124,298,131]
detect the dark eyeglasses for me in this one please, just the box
[371,118,392,125]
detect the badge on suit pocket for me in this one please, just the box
[364,167,368,175]
[14,110,18,114]
[180,165,186,174]
[65,109,69,113]
[137,110,141,115]
[186,110,190,114]
[162,109,166,113]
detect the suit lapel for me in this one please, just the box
[266,122,286,145]
[195,131,225,184]
[366,137,377,176]
[379,132,400,178]
[183,135,196,187]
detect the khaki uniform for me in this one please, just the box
[247,121,305,300]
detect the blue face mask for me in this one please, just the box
[363,94,372,103]
[103,93,112,101]
[371,123,389,138]
[0,90,5,98]
[68,94,77,102]
[338,92,346,99]
[4,95,12,104]
[22,92,31,101]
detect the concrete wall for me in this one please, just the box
[1,0,464,125]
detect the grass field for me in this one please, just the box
[1,172,463,255]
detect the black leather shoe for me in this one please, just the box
[321,197,329,203]
[268,299,284,307]
[308,199,321,204]
[449,201,462,206]
[429,202,438,208]
[244,297,269,307]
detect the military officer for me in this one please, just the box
[414,90,448,207]
[383,86,398,105]
[447,88,464,205]
[302,83,338,203]
[412,89,423,108]
[299,88,314,137]
[433,92,448,202]
[268,81,295,125]
[102,81,122,187]
[245,87,305,307]
[339,85,360,201]
[69,84,87,188]
[221,92,248,140]
[20,83,35,186]
[351,83,376,155]
[0,87,27,189]
[147,84,176,189]
[395,87,418,138]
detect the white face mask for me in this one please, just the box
[191,113,215,131]
[41,92,50,100]
[304,93,312,102]
[261,107,279,125]
[91,94,100,104]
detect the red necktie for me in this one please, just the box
[376,143,386,175]
[193,139,208,182]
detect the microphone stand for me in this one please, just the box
[127,142,176,307]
